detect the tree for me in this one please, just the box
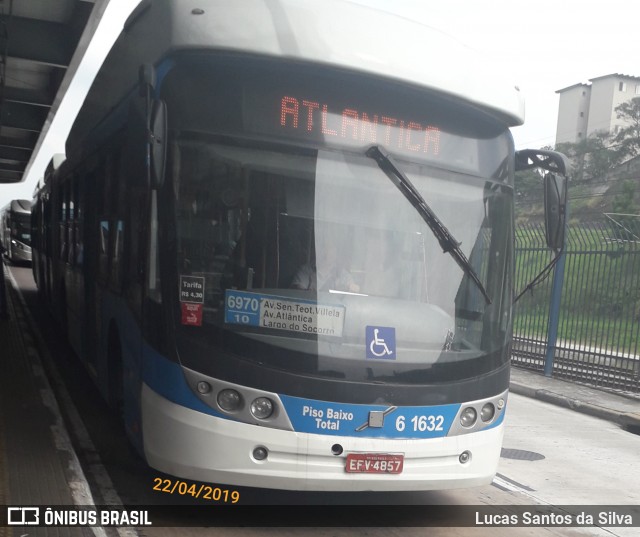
[610,180,640,240]
[514,167,543,200]
[555,140,585,182]
[614,97,640,160]
[555,132,620,183]
[583,131,621,180]
[612,180,639,214]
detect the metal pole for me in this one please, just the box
[544,250,566,376]
[544,206,569,377]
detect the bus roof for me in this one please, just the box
[67,0,524,154]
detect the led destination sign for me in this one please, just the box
[164,58,509,176]
[280,95,441,156]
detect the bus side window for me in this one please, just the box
[69,176,80,266]
[97,159,110,284]
[147,190,161,302]
[99,220,110,280]
[109,151,126,293]
[60,182,69,262]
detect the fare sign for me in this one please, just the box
[180,275,205,327]
[180,275,205,303]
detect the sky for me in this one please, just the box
[2,0,640,206]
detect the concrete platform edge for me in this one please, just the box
[510,381,640,431]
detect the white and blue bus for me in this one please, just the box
[1,199,32,263]
[31,0,567,491]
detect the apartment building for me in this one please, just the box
[555,74,640,146]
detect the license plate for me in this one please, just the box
[345,453,404,474]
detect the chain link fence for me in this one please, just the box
[513,220,640,394]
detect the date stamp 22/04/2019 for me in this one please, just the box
[152,477,240,503]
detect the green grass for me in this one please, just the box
[513,224,640,356]
[514,311,640,354]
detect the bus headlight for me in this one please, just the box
[460,407,477,428]
[197,381,211,394]
[217,389,242,411]
[250,397,274,419]
[480,403,495,422]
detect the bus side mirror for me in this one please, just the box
[543,172,567,251]
[138,63,166,189]
[150,99,167,189]
[515,148,570,252]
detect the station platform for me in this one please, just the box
[0,262,93,536]
[0,259,639,533]
[510,364,640,433]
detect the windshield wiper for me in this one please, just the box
[365,145,491,305]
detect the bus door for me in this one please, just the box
[118,122,149,449]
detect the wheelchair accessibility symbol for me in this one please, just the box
[366,326,396,359]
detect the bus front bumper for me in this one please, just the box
[141,383,504,492]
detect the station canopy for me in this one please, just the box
[0,0,99,183]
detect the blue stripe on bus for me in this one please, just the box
[141,347,225,418]
[140,344,507,438]
[280,394,460,439]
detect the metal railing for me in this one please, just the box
[513,220,640,394]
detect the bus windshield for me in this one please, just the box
[12,213,31,246]
[163,57,514,384]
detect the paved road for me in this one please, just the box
[6,263,640,536]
